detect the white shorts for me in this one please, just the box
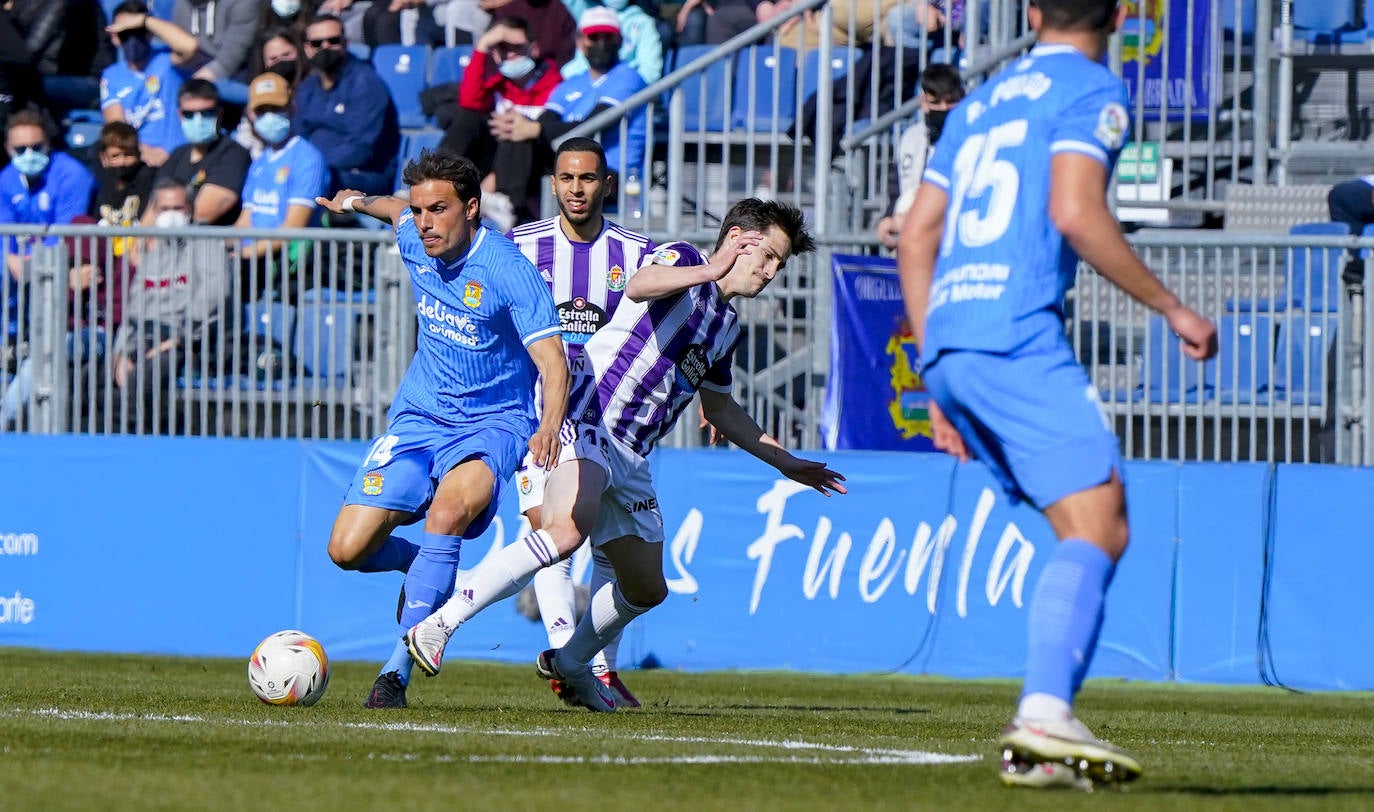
[537,420,664,545]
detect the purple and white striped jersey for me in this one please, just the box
[506,217,655,363]
[570,241,741,457]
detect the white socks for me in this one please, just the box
[533,556,577,648]
[559,581,650,669]
[1017,692,1072,722]
[436,529,558,628]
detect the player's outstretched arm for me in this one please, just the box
[1050,153,1217,360]
[699,388,846,496]
[625,231,763,302]
[525,335,569,470]
[314,190,409,229]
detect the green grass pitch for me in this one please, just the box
[2,649,1373,811]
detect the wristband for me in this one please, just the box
[341,195,364,213]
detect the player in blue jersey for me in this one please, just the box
[315,149,567,709]
[404,198,846,711]
[506,137,655,708]
[898,0,1216,790]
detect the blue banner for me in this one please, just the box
[2,435,1372,690]
[1121,0,1214,119]
[820,254,936,452]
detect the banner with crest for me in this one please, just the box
[819,254,935,452]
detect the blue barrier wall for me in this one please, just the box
[2,436,1371,690]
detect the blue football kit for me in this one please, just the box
[920,43,1131,508]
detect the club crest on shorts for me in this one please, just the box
[463,281,483,308]
[518,474,532,494]
[362,472,384,495]
[606,265,626,291]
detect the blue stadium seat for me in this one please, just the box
[1136,314,1214,403]
[801,47,856,103]
[347,42,372,62]
[394,128,443,190]
[295,303,355,384]
[429,45,474,86]
[1294,0,1362,43]
[1270,314,1338,405]
[1215,314,1273,405]
[66,120,102,151]
[673,44,730,132]
[181,303,296,391]
[732,46,798,131]
[373,44,431,129]
[927,46,963,66]
[1228,222,1349,313]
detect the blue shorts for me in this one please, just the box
[922,344,1121,509]
[344,411,527,539]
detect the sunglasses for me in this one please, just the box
[179,108,217,118]
[10,143,48,154]
[307,35,343,48]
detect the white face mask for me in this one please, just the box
[154,210,191,229]
[272,0,301,17]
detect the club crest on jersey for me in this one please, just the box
[362,473,384,495]
[649,247,680,266]
[463,281,483,308]
[275,166,290,184]
[607,265,626,291]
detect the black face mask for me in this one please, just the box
[121,34,152,65]
[309,49,345,75]
[114,161,143,183]
[925,109,949,144]
[268,59,299,82]
[584,41,619,72]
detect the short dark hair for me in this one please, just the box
[98,121,139,153]
[6,108,51,139]
[178,78,220,106]
[401,149,482,204]
[920,63,964,104]
[555,137,607,174]
[153,177,189,196]
[713,198,816,256]
[489,16,530,34]
[1031,0,1117,32]
[303,13,344,32]
[113,0,150,17]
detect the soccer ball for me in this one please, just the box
[247,630,330,707]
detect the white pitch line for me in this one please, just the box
[7,707,980,766]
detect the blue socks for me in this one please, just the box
[380,531,463,685]
[1021,539,1116,708]
[358,535,421,573]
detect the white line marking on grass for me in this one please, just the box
[8,708,980,766]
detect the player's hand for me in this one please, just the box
[1166,305,1217,361]
[528,427,561,471]
[706,230,762,280]
[315,189,367,214]
[875,215,900,250]
[928,399,969,462]
[776,453,847,496]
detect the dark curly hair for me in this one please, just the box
[713,198,816,257]
[401,149,482,204]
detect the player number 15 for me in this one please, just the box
[943,118,1029,254]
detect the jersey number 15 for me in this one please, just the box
[942,119,1029,255]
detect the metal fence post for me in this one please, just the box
[27,239,68,434]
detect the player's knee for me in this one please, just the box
[542,522,585,558]
[424,502,477,537]
[327,530,368,570]
[618,573,668,609]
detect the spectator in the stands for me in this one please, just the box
[90,121,157,240]
[674,0,764,46]
[235,28,312,158]
[295,13,400,196]
[112,179,232,435]
[260,0,322,35]
[439,15,560,221]
[170,0,259,84]
[151,79,251,226]
[487,6,645,223]
[1328,176,1374,283]
[7,0,115,117]
[477,0,576,67]
[776,0,901,50]
[102,1,201,167]
[561,0,662,84]
[872,63,962,250]
[0,109,96,280]
[234,72,328,301]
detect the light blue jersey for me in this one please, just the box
[241,136,328,229]
[920,43,1130,366]
[390,212,562,435]
[99,53,188,153]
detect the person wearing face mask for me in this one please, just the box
[560,0,662,84]
[0,110,96,281]
[90,122,157,240]
[295,13,400,198]
[150,79,250,226]
[112,179,232,434]
[101,1,205,168]
[873,63,963,251]
[488,7,647,224]
[233,72,328,302]
[260,0,321,34]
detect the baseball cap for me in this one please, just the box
[249,72,291,111]
[579,6,621,35]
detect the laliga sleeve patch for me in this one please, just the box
[648,247,682,266]
[1094,102,1129,150]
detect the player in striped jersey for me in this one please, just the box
[315,150,567,709]
[406,198,846,711]
[506,137,654,708]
